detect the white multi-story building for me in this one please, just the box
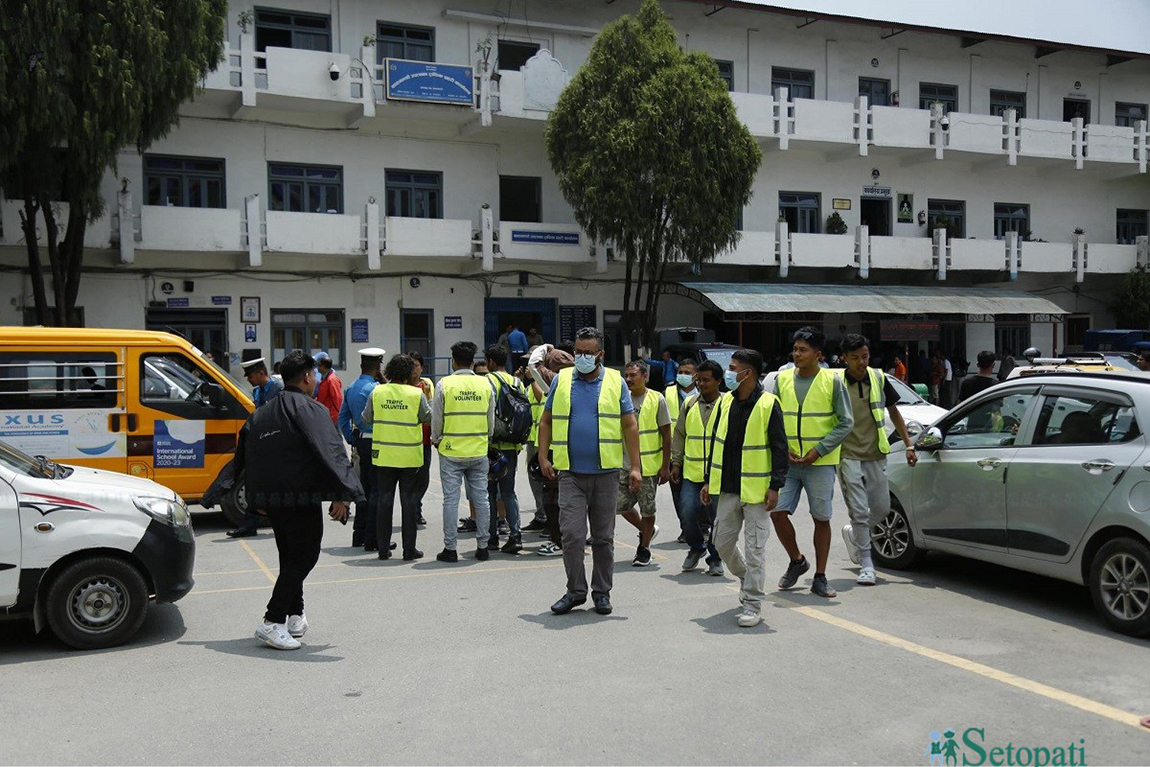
[3,0,1148,378]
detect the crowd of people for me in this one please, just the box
[228,321,932,649]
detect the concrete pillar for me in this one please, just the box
[775,86,790,150]
[1073,116,1085,169]
[365,201,380,270]
[855,94,869,156]
[360,45,376,118]
[480,205,494,272]
[1005,108,1019,166]
[896,48,911,108]
[1073,232,1086,283]
[239,32,257,107]
[856,225,870,279]
[777,219,790,278]
[823,39,838,101]
[245,194,262,268]
[1006,230,1019,280]
[967,53,982,113]
[934,227,947,280]
[117,190,134,265]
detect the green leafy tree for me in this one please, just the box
[545,0,760,353]
[1111,266,1150,328]
[0,0,226,326]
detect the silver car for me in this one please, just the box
[878,373,1150,636]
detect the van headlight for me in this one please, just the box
[134,495,191,528]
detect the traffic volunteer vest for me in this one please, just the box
[370,383,423,468]
[681,394,716,484]
[835,367,891,455]
[706,391,780,504]
[665,384,686,422]
[636,390,665,477]
[550,367,623,471]
[528,385,545,445]
[440,374,491,459]
[776,368,842,466]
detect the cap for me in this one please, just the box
[358,347,386,359]
[240,357,266,371]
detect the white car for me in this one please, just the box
[762,369,946,444]
[0,440,194,649]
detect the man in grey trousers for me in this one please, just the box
[538,327,642,616]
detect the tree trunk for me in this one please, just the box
[19,193,50,326]
[41,202,67,327]
[61,200,88,327]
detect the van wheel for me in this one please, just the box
[870,502,926,570]
[220,477,249,527]
[45,557,149,650]
[1089,538,1150,637]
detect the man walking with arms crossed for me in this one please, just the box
[539,327,642,616]
[432,341,495,563]
[701,350,789,627]
[836,334,918,586]
[771,327,854,599]
[671,360,724,576]
[617,360,671,567]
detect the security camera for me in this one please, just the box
[939,114,950,132]
[328,62,340,81]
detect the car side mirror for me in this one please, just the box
[203,381,224,409]
[916,426,943,451]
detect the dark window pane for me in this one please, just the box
[498,40,540,71]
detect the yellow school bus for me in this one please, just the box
[0,328,253,520]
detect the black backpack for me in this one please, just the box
[488,373,533,444]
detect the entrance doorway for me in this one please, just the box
[860,197,892,236]
[145,308,229,372]
[1063,98,1091,124]
[401,309,433,361]
[483,298,557,349]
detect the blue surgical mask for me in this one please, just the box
[676,373,694,388]
[724,369,743,390]
[574,354,599,375]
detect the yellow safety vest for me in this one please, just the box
[835,367,891,455]
[440,374,491,459]
[370,383,424,468]
[681,394,717,484]
[486,370,523,451]
[528,385,545,445]
[706,391,780,504]
[776,368,842,466]
[636,389,666,477]
[550,367,623,471]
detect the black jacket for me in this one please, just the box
[234,387,365,508]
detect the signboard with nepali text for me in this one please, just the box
[881,319,940,342]
[385,59,473,106]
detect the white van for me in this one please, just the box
[0,439,195,649]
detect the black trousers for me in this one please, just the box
[353,437,379,546]
[377,465,421,553]
[413,443,432,518]
[264,504,323,625]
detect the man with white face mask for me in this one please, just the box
[665,358,697,541]
[538,327,642,616]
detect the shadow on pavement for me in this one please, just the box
[691,608,777,636]
[659,572,730,586]
[178,637,344,662]
[0,603,188,663]
[880,551,1144,645]
[519,610,629,629]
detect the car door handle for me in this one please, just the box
[1082,459,1116,474]
[976,457,1002,470]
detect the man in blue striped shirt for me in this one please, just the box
[338,348,385,549]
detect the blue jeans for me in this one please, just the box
[440,455,490,550]
[488,449,521,538]
[777,463,837,521]
[680,479,720,565]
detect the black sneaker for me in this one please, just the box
[497,519,510,536]
[436,548,458,563]
[778,556,810,590]
[457,518,477,533]
[487,534,499,550]
[476,546,490,561]
[811,574,837,599]
[417,515,427,528]
[403,549,424,561]
[226,528,256,538]
[632,546,653,567]
[501,535,523,554]
[523,518,546,532]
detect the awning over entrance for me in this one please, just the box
[672,282,1069,320]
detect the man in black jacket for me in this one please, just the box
[234,351,365,650]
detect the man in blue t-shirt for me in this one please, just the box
[538,327,641,617]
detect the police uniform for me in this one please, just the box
[337,348,384,548]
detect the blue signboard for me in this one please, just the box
[166,297,189,308]
[444,316,463,329]
[351,318,369,343]
[212,295,232,306]
[511,230,581,245]
[154,420,205,469]
[386,59,473,106]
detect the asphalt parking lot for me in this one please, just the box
[4,456,1150,765]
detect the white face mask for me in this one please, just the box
[724,368,744,391]
[676,373,694,388]
[574,353,599,374]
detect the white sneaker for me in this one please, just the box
[537,542,562,557]
[255,620,301,650]
[737,608,762,628]
[841,523,861,566]
[857,567,877,586]
[287,613,308,637]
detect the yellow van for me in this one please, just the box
[0,328,253,521]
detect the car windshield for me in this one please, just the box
[700,349,736,368]
[0,438,53,478]
[888,376,926,405]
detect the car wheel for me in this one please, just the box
[45,556,149,650]
[871,502,925,570]
[220,477,257,527]
[1089,538,1150,637]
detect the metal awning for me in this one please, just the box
[671,282,1068,320]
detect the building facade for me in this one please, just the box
[2,0,1148,379]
